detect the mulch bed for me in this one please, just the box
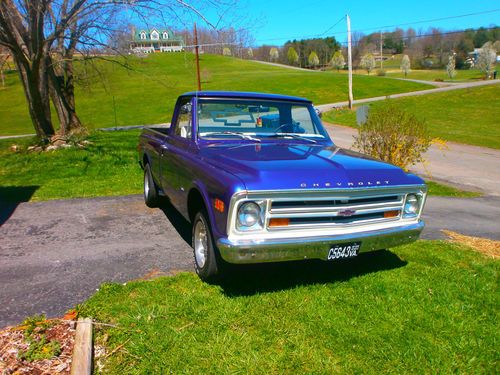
[0,318,75,374]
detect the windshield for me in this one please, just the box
[197,99,328,141]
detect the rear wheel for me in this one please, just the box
[143,163,160,208]
[192,210,223,281]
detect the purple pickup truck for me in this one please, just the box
[138,91,427,280]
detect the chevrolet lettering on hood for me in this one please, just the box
[138,91,427,281]
[300,180,391,188]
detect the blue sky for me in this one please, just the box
[203,1,499,45]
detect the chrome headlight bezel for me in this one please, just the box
[403,193,422,218]
[236,201,264,231]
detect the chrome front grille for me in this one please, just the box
[267,192,405,229]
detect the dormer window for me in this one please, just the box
[151,30,159,40]
[140,32,146,40]
[163,32,168,39]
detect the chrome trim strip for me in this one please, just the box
[226,185,427,238]
[270,200,404,214]
[218,221,424,264]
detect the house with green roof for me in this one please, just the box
[130,28,184,53]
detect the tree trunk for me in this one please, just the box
[49,59,82,136]
[15,58,54,140]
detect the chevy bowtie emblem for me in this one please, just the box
[338,209,356,217]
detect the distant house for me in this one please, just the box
[130,28,184,54]
[467,47,500,67]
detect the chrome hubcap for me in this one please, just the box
[144,171,149,199]
[194,219,208,268]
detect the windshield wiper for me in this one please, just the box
[269,133,317,144]
[203,131,261,142]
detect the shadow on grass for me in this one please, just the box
[216,250,407,297]
[157,198,407,296]
[0,186,39,226]
[159,199,192,246]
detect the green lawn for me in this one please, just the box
[0,131,142,202]
[0,54,432,136]
[0,130,480,202]
[322,84,500,149]
[80,240,499,374]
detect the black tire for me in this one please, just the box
[143,163,160,208]
[192,210,224,281]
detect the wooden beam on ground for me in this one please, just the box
[71,318,93,375]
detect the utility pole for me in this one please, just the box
[346,14,353,109]
[193,22,201,91]
[380,31,383,70]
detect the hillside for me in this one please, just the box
[0,53,431,136]
[322,84,500,149]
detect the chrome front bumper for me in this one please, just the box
[217,221,424,264]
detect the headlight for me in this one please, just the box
[403,194,420,217]
[237,202,261,227]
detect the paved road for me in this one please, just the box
[1,194,499,328]
[324,123,500,197]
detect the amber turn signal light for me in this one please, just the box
[384,210,400,218]
[269,218,290,227]
[214,198,225,213]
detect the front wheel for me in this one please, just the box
[192,210,223,281]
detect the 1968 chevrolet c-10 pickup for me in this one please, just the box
[138,91,427,280]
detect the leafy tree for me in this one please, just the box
[360,53,376,74]
[477,42,497,78]
[287,47,299,65]
[400,55,411,78]
[308,51,319,68]
[223,47,232,56]
[330,50,345,72]
[446,55,456,79]
[353,103,433,171]
[269,47,279,62]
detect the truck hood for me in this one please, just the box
[199,143,424,191]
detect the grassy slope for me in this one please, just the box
[322,84,500,149]
[0,54,431,136]
[80,240,499,374]
[0,130,479,202]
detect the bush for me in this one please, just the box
[376,69,386,76]
[353,103,432,170]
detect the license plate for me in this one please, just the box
[327,242,361,260]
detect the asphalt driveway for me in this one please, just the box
[1,194,499,327]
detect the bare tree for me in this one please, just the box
[0,0,54,140]
[0,0,240,142]
[0,45,10,87]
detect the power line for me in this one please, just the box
[319,16,345,36]
[254,8,500,44]
[183,24,498,49]
[335,25,499,46]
